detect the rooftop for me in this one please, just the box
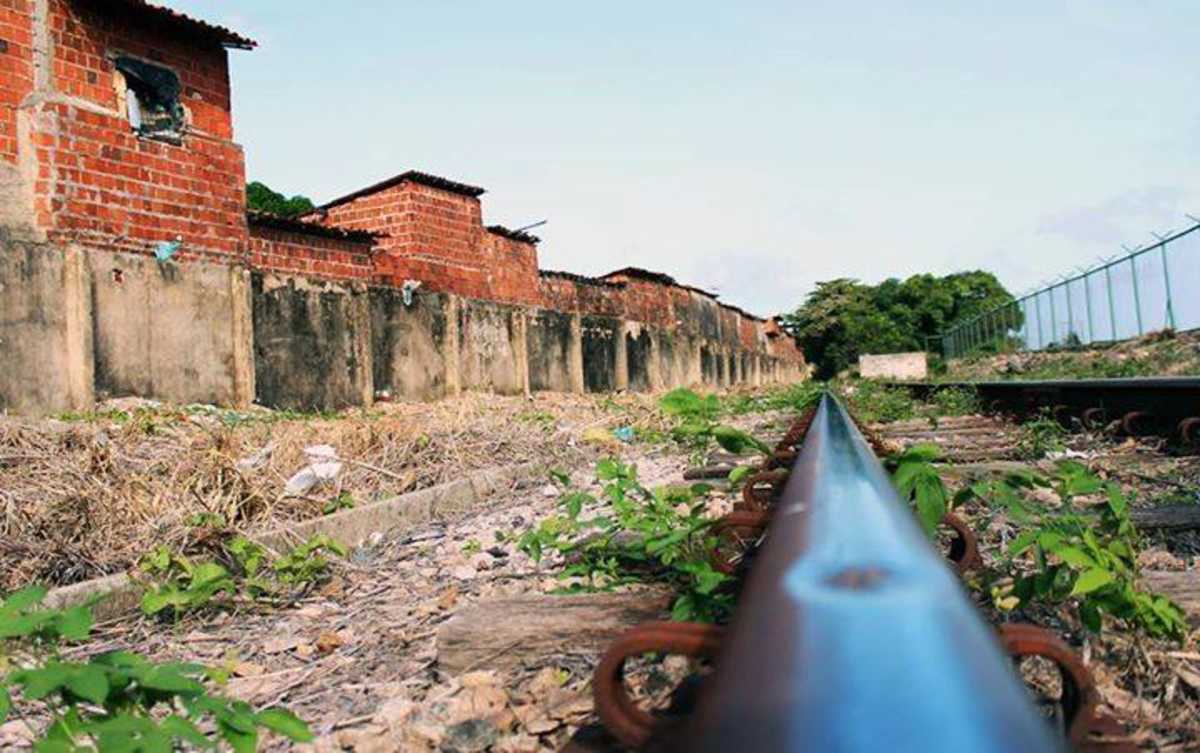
[487,225,541,244]
[247,211,380,244]
[96,0,257,49]
[317,170,487,210]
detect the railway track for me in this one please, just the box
[895,377,1200,446]
[568,387,1200,752]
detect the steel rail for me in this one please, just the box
[896,377,1200,443]
[659,393,1067,752]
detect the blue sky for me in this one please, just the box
[175,2,1199,317]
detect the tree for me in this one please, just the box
[782,271,1016,378]
[246,181,315,217]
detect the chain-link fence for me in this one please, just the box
[941,221,1200,359]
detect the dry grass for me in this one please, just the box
[0,391,675,593]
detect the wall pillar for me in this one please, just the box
[445,294,462,396]
[614,321,629,391]
[229,266,256,407]
[351,283,374,407]
[568,313,585,393]
[62,245,94,411]
[647,328,664,391]
[515,311,531,397]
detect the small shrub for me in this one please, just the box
[1016,413,1067,459]
[958,462,1188,640]
[0,587,313,751]
[519,458,733,623]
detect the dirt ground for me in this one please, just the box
[0,392,676,593]
[1,389,1198,752]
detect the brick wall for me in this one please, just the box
[0,0,34,164]
[317,181,491,296]
[31,0,247,261]
[248,222,372,283]
[483,229,539,305]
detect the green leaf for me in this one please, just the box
[1106,485,1128,519]
[56,606,94,641]
[1052,546,1097,570]
[33,740,74,753]
[161,715,215,749]
[912,474,948,537]
[12,663,72,699]
[727,466,752,485]
[1070,568,1115,596]
[66,664,110,704]
[256,707,314,742]
[0,584,49,614]
[1007,530,1038,557]
[559,492,590,519]
[712,426,768,455]
[0,687,10,723]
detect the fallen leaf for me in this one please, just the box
[316,631,345,654]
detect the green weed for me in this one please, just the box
[0,586,312,751]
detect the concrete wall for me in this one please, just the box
[457,299,526,395]
[527,309,576,393]
[859,352,928,381]
[581,315,620,393]
[370,287,451,401]
[1,251,805,415]
[251,273,371,411]
[90,250,253,407]
[0,241,92,414]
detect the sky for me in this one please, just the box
[174,1,1199,318]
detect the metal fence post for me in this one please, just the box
[1036,293,1045,349]
[1104,263,1117,341]
[1065,278,1075,345]
[1049,285,1058,346]
[1082,271,1095,344]
[1158,238,1176,330]
[1129,251,1144,335]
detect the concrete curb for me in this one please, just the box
[42,461,545,622]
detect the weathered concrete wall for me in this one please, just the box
[582,315,619,393]
[370,288,450,401]
[90,251,253,407]
[0,241,92,414]
[527,309,575,393]
[859,352,928,381]
[252,273,372,411]
[625,326,652,392]
[457,299,525,394]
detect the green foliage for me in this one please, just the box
[887,444,949,536]
[785,272,1016,378]
[518,458,733,623]
[1016,413,1067,459]
[246,181,315,218]
[322,491,356,515]
[461,539,482,555]
[929,386,980,416]
[0,590,312,751]
[139,535,346,618]
[271,535,347,586]
[139,548,237,618]
[959,462,1188,640]
[724,383,824,416]
[843,381,917,424]
[658,389,770,460]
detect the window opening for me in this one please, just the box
[114,56,185,143]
